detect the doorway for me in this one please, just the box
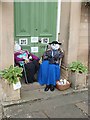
[14,1,60,92]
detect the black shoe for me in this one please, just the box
[50,84,55,91]
[44,85,50,91]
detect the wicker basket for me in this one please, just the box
[56,81,71,91]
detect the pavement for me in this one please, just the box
[0,82,89,119]
[0,105,3,120]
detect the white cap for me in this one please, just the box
[14,41,21,52]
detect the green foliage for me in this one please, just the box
[0,65,23,84]
[68,61,88,74]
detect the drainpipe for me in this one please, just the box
[56,0,61,42]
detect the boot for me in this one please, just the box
[44,85,50,91]
[50,84,55,91]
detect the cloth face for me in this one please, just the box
[14,42,21,52]
[51,44,60,50]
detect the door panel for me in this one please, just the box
[35,2,57,39]
[15,2,35,37]
[14,2,57,57]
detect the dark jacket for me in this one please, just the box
[42,49,64,64]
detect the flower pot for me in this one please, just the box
[69,71,87,90]
[0,78,21,101]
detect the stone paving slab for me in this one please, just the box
[31,111,48,118]
[75,101,88,115]
[44,104,88,118]
[3,104,48,118]
[3,103,88,118]
[3,91,88,118]
[25,91,88,112]
[0,105,2,119]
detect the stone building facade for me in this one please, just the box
[60,2,89,79]
[0,1,89,100]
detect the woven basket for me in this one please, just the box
[56,81,71,91]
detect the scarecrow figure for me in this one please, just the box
[14,42,40,83]
[38,41,64,91]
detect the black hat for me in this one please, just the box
[49,41,62,45]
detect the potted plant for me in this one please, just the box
[0,65,22,101]
[68,61,88,90]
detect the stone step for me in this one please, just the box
[1,87,88,108]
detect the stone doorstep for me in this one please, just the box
[1,87,88,108]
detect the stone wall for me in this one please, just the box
[59,2,71,67]
[60,2,81,79]
[59,2,71,79]
[67,2,81,64]
[0,1,20,102]
[78,3,88,66]
[0,2,14,70]
[0,2,2,70]
[60,2,89,80]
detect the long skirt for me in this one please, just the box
[38,60,60,86]
[24,60,39,83]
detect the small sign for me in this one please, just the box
[41,38,49,44]
[19,38,28,45]
[31,47,38,53]
[31,37,38,43]
[13,81,21,90]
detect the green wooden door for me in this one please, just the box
[14,2,57,57]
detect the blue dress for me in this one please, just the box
[38,49,63,86]
[38,60,60,86]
